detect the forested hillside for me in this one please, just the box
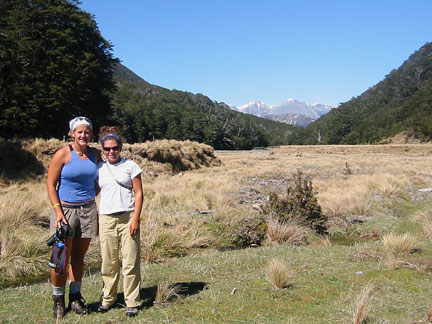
[0,0,296,149]
[111,64,296,149]
[0,0,117,139]
[288,42,432,144]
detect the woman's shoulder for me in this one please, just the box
[123,158,140,168]
[49,145,71,166]
[54,145,71,159]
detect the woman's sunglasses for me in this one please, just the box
[103,146,120,152]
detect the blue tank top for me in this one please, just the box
[57,147,98,202]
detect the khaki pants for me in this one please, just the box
[99,211,141,308]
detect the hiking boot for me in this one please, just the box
[69,293,88,314]
[125,307,139,317]
[96,304,111,313]
[53,295,65,319]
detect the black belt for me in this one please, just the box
[61,201,95,209]
[108,211,127,216]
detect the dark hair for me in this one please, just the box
[98,126,126,146]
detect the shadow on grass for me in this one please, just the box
[87,281,207,312]
[0,141,45,181]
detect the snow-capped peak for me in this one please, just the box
[230,98,334,125]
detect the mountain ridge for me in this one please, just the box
[111,63,298,149]
[287,42,432,144]
[230,99,333,126]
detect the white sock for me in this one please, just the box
[52,285,65,296]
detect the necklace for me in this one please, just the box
[73,144,85,156]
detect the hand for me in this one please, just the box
[129,218,140,236]
[55,213,67,228]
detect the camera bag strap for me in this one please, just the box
[105,162,133,191]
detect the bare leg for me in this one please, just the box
[69,237,91,282]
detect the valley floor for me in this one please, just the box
[2,144,432,323]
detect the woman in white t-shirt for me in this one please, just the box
[96,126,143,318]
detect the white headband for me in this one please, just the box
[69,116,93,131]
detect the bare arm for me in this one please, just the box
[129,174,143,235]
[46,147,69,226]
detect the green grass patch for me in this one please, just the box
[1,243,431,323]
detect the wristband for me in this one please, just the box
[52,203,61,209]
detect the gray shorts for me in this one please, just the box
[50,201,98,239]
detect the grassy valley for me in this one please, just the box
[1,142,432,323]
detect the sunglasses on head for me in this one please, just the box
[103,146,120,152]
[76,117,91,122]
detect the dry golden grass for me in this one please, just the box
[3,142,432,280]
[126,139,222,175]
[154,282,181,304]
[23,138,65,168]
[381,232,419,254]
[316,176,373,217]
[0,181,49,277]
[352,282,375,324]
[265,218,309,246]
[266,258,293,289]
[415,209,432,240]
[217,145,432,218]
[312,235,332,247]
[383,252,397,270]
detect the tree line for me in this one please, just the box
[0,0,295,149]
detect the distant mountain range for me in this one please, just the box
[230,99,333,126]
[113,41,432,147]
[111,64,297,149]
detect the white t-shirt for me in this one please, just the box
[98,158,142,215]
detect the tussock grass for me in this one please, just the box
[23,138,65,168]
[127,139,222,174]
[383,252,397,270]
[317,176,373,217]
[352,282,375,324]
[381,232,419,254]
[265,218,308,246]
[266,258,293,289]
[154,282,181,305]
[368,173,410,197]
[415,209,432,240]
[0,141,45,180]
[0,182,50,279]
[3,142,432,293]
[1,240,432,322]
[312,235,332,247]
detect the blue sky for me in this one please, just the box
[78,0,432,107]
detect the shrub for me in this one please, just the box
[262,171,328,234]
[232,217,267,248]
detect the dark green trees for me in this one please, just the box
[110,76,291,149]
[0,0,117,139]
[289,42,432,145]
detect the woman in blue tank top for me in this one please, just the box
[46,116,101,319]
